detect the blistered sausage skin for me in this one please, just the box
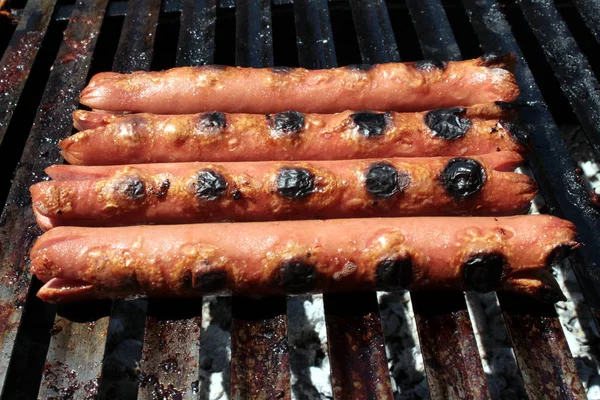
[30,152,536,230]
[31,215,577,303]
[79,55,519,114]
[62,104,526,165]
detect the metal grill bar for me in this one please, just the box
[137,3,218,396]
[0,0,56,146]
[517,0,600,161]
[570,0,600,46]
[348,0,399,63]
[463,0,600,326]
[498,293,586,399]
[230,2,290,398]
[291,1,393,397]
[0,0,108,394]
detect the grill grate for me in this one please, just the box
[0,0,599,399]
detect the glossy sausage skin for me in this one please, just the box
[79,55,519,114]
[31,215,577,303]
[62,104,525,165]
[31,152,536,230]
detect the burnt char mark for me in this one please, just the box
[350,111,389,138]
[197,112,226,132]
[267,111,305,135]
[195,170,228,201]
[539,287,567,303]
[376,258,413,290]
[425,108,471,140]
[155,179,170,198]
[441,158,486,199]
[545,243,576,267]
[346,63,374,71]
[365,162,410,198]
[195,270,227,292]
[278,260,317,294]
[463,253,505,292]
[414,59,446,71]
[500,120,530,146]
[276,167,315,199]
[494,101,516,111]
[232,189,242,200]
[480,53,515,70]
[116,177,145,200]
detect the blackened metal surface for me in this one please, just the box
[95,1,161,398]
[571,0,600,45]
[293,0,335,69]
[138,300,203,400]
[381,1,490,397]
[235,0,273,68]
[230,297,290,400]
[463,0,600,330]
[230,2,290,398]
[0,0,108,393]
[348,0,399,63]
[292,2,393,398]
[412,292,490,400]
[0,0,56,145]
[177,0,217,67]
[137,3,218,397]
[498,293,586,399]
[404,0,461,61]
[517,0,600,160]
[324,293,393,400]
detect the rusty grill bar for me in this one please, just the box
[0,0,599,399]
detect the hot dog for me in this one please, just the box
[62,104,526,165]
[30,152,536,230]
[30,215,577,303]
[79,54,519,114]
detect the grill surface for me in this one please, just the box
[0,0,599,399]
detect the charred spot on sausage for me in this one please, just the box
[267,111,305,136]
[376,257,413,290]
[414,59,446,71]
[232,189,242,200]
[494,101,516,111]
[365,162,410,198]
[276,167,315,199]
[116,177,145,200]
[195,270,228,292]
[347,64,374,71]
[441,158,486,199]
[425,108,472,140]
[155,179,170,198]
[195,170,228,200]
[198,112,226,132]
[278,260,317,293]
[350,111,389,138]
[499,120,529,146]
[545,243,575,267]
[462,253,505,292]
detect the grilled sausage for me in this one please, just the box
[31,152,536,230]
[79,54,519,114]
[62,104,526,165]
[31,215,577,303]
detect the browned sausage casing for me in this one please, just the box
[62,104,525,165]
[79,55,519,114]
[30,152,536,230]
[31,215,577,303]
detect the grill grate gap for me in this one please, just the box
[272,2,298,67]
[150,7,179,71]
[443,2,481,59]
[326,1,359,66]
[386,1,422,62]
[213,5,235,66]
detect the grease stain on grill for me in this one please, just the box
[277,260,317,293]
[266,111,305,136]
[425,108,472,139]
[159,357,179,373]
[376,257,413,290]
[365,162,410,198]
[441,158,486,199]
[197,111,226,133]
[276,167,315,199]
[462,253,505,292]
[414,59,446,71]
[194,169,227,200]
[138,372,184,400]
[350,111,390,138]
